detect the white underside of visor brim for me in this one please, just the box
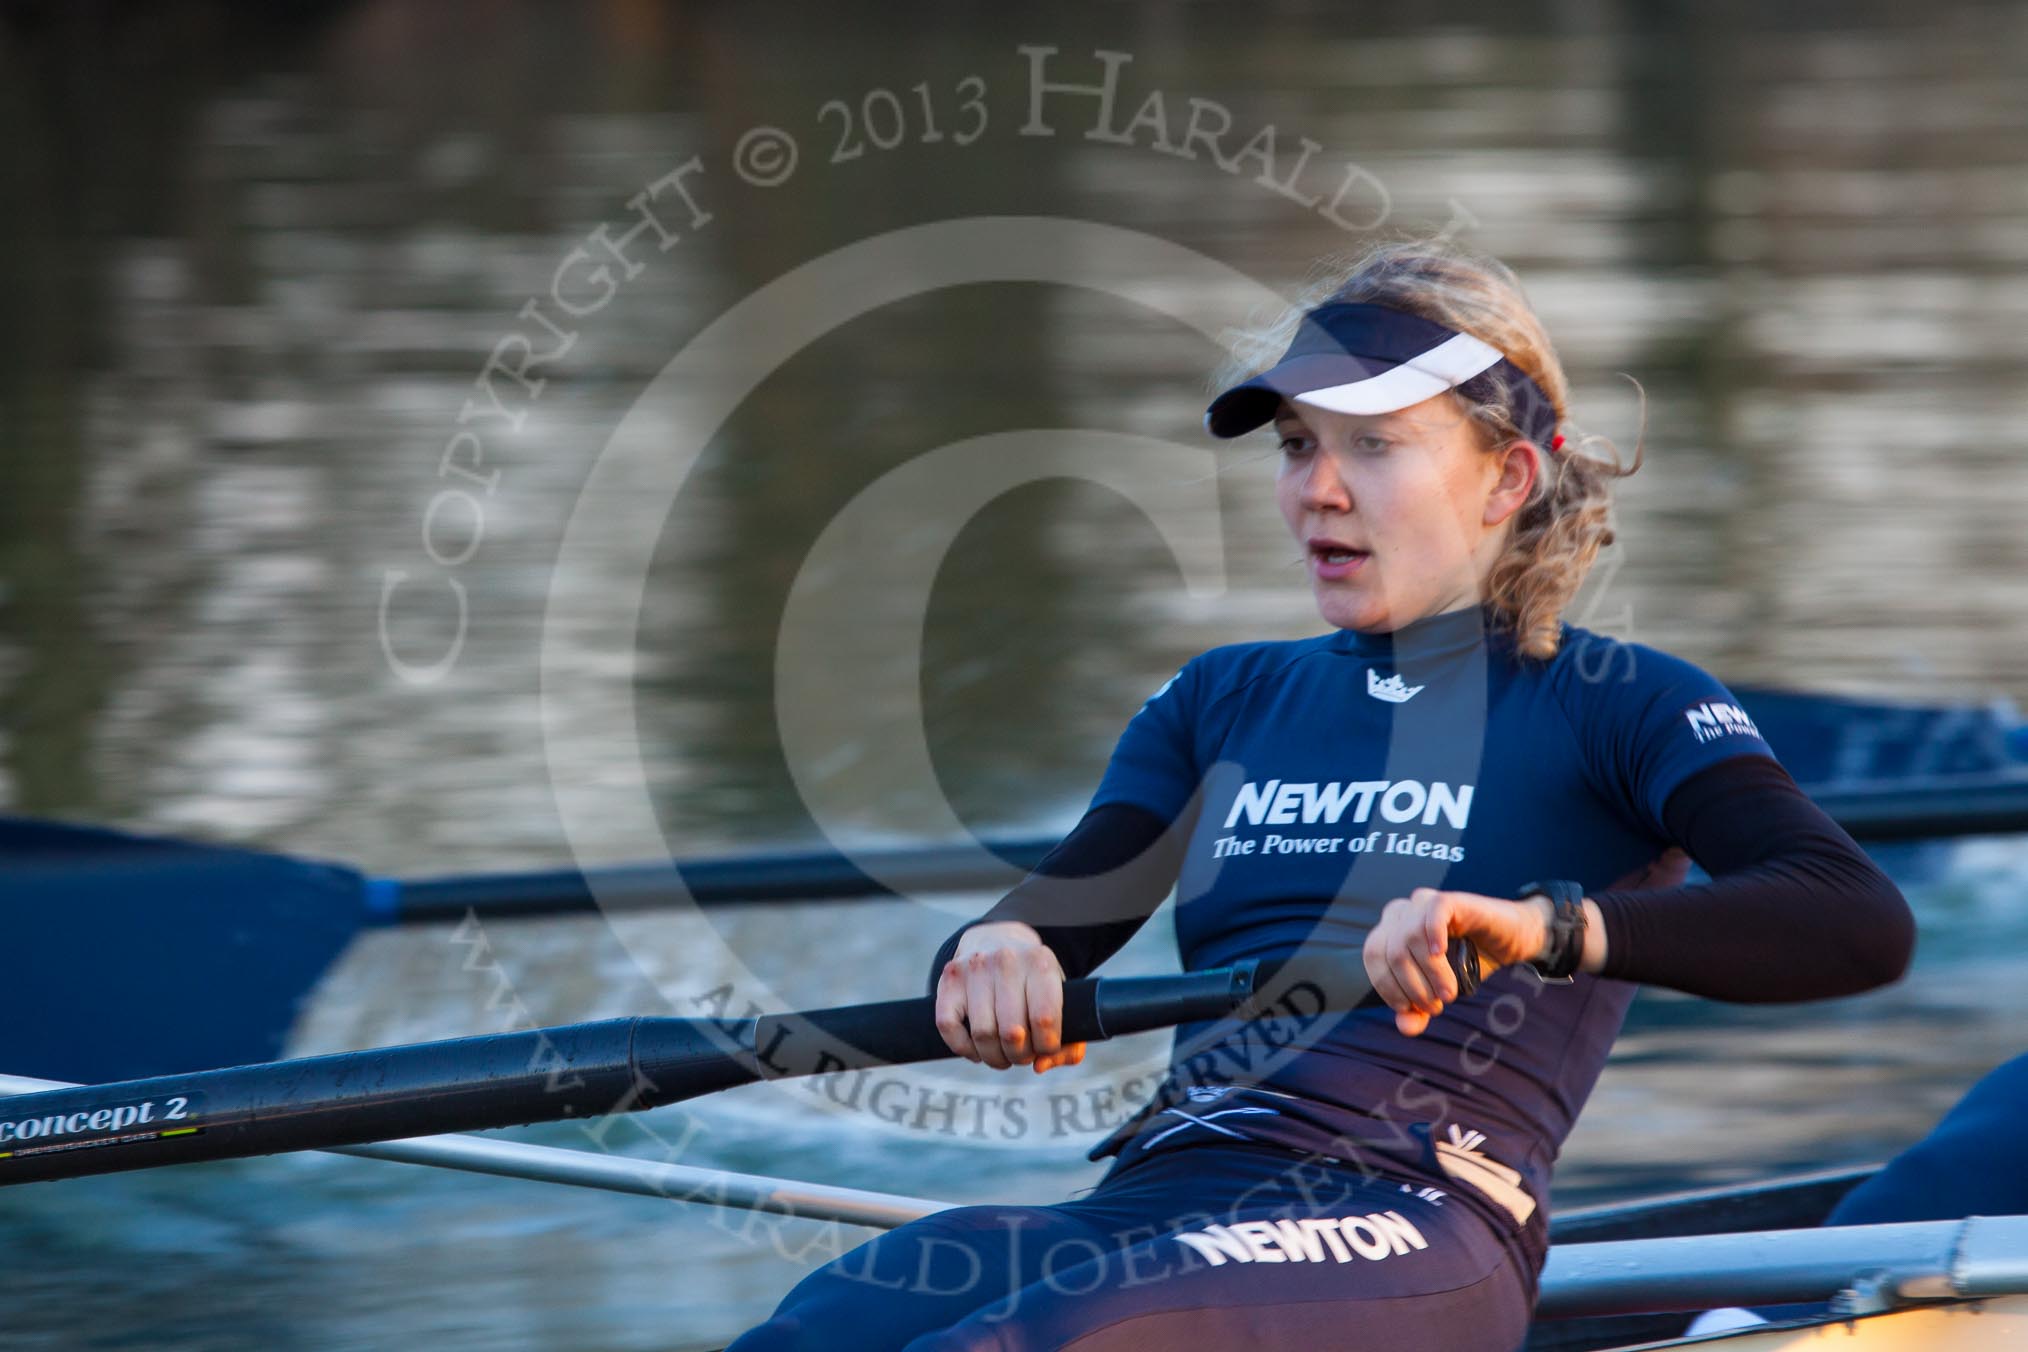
[1291,332,1504,417]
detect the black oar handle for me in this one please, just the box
[757,947,1462,1075]
[762,965,1269,1073]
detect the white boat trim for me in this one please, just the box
[1539,1215,2028,1318]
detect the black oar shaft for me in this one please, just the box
[1812,776,2028,842]
[0,1018,746,1186]
[394,839,1062,922]
[0,963,1299,1187]
[389,777,2028,925]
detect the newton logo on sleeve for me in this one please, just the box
[1682,701,1761,745]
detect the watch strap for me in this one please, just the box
[1518,879,1587,982]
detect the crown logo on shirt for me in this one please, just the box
[1367,669,1424,703]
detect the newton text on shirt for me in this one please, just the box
[1212,778,1473,865]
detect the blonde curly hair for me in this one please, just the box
[1220,238,1639,660]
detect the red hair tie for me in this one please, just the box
[1549,433,1566,452]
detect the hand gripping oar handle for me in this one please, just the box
[765,964,1270,1073]
[763,941,1468,1075]
[0,956,1422,1188]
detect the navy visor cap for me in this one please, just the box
[1205,302,1560,447]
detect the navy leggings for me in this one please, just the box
[727,1144,1531,1352]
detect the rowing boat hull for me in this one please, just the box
[1635,1295,2028,1349]
[694,1296,2028,1352]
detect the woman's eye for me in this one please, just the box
[1276,434,1313,455]
[1353,434,1390,453]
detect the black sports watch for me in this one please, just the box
[1517,879,1587,982]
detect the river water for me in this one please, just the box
[5,3,2028,1348]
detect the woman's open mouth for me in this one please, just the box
[1308,538,1370,581]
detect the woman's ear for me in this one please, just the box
[1484,439,1541,528]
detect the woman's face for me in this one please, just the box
[1273,394,1537,633]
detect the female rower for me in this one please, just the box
[730,239,1915,1351]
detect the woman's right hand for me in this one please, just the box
[933,921,1088,1074]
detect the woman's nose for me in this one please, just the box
[1301,449,1352,511]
